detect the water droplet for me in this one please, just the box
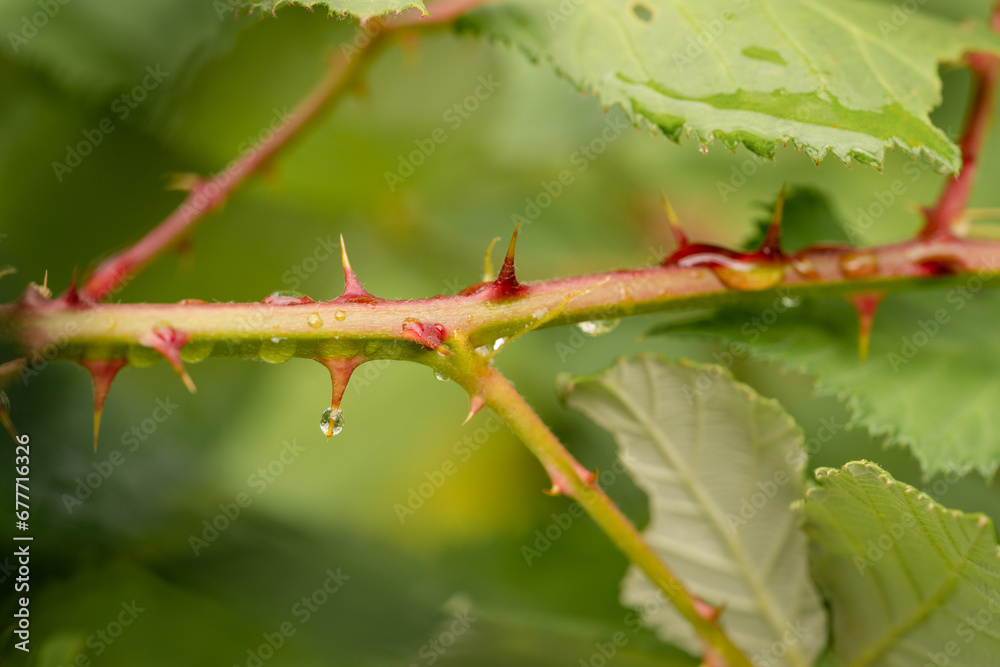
[780,295,801,308]
[259,337,296,364]
[712,264,784,291]
[840,251,878,278]
[180,339,214,363]
[335,309,347,321]
[576,319,620,337]
[531,308,548,320]
[433,369,449,382]
[262,290,315,306]
[307,312,323,328]
[790,256,820,280]
[492,337,506,351]
[698,145,709,154]
[475,345,490,356]
[320,407,344,437]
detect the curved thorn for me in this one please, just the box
[659,192,687,249]
[139,327,197,393]
[759,183,787,259]
[338,235,379,302]
[463,394,485,425]
[482,236,501,283]
[496,224,520,287]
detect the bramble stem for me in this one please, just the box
[471,362,753,666]
[80,27,388,302]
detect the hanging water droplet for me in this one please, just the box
[433,369,449,382]
[307,312,324,328]
[780,295,801,308]
[334,309,347,321]
[259,337,296,364]
[320,407,344,437]
[180,339,214,363]
[492,337,506,351]
[576,318,621,337]
[698,145,709,154]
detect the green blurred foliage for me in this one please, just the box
[1,1,999,664]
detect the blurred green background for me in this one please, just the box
[2,1,1000,664]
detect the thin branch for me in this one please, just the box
[921,3,1000,239]
[80,28,388,302]
[473,364,752,666]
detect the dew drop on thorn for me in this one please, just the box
[320,407,344,437]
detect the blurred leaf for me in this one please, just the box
[745,187,851,253]
[465,0,1000,172]
[237,0,426,20]
[652,287,1000,478]
[562,356,827,665]
[804,460,1000,666]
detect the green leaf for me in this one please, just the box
[804,460,1000,667]
[562,356,827,666]
[464,0,1000,172]
[653,285,1000,478]
[235,0,426,20]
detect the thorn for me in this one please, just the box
[692,597,727,667]
[139,326,197,393]
[336,235,381,303]
[543,460,597,496]
[849,292,884,362]
[659,192,687,249]
[481,236,501,283]
[758,183,786,260]
[315,356,364,438]
[463,395,485,425]
[486,225,528,300]
[78,358,128,451]
[400,319,449,355]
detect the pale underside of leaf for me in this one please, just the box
[236,0,426,20]
[563,356,827,665]
[804,460,1000,667]
[465,0,1000,172]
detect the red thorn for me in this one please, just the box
[335,235,382,304]
[758,183,786,260]
[315,356,363,438]
[78,358,128,451]
[463,395,485,425]
[400,319,449,355]
[849,292,884,362]
[691,597,726,667]
[543,460,597,496]
[487,224,528,300]
[139,326,197,393]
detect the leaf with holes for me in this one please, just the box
[236,0,425,20]
[463,0,1000,172]
[561,355,826,666]
[804,460,1000,666]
